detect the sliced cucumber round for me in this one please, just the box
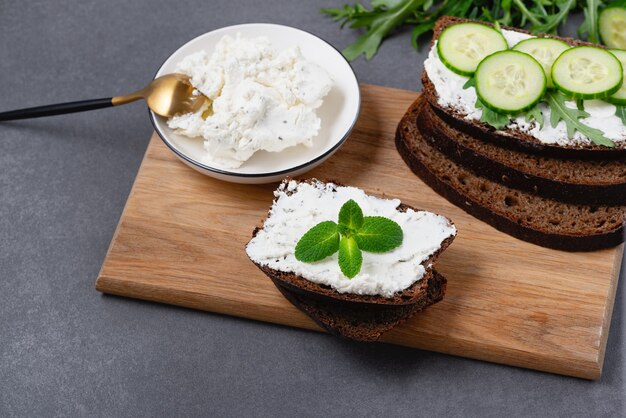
[437,22,508,76]
[551,46,623,99]
[608,49,626,105]
[599,7,626,50]
[475,51,546,114]
[512,38,570,89]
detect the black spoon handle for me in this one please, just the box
[0,98,114,122]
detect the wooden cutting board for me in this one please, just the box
[96,84,623,380]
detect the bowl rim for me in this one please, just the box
[148,22,360,178]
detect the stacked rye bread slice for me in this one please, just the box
[246,179,456,341]
[396,16,626,251]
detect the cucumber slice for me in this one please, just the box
[512,38,570,89]
[608,49,626,105]
[551,46,623,99]
[599,7,626,49]
[437,23,508,76]
[475,51,546,114]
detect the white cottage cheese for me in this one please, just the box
[246,180,456,298]
[168,35,333,168]
[423,29,626,146]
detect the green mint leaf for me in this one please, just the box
[354,216,403,253]
[545,91,615,148]
[525,105,545,129]
[476,98,510,130]
[338,199,363,232]
[338,236,362,278]
[463,76,476,90]
[295,221,340,263]
[616,105,626,126]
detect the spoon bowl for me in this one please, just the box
[113,73,207,117]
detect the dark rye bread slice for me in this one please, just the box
[272,269,447,342]
[396,99,625,251]
[417,98,626,205]
[422,16,626,157]
[248,179,455,307]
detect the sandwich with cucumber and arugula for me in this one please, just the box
[396,16,625,251]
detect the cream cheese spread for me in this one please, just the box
[245,180,456,298]
[168,35,333,168]
[423,28,626,146]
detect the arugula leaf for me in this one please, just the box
[295,221,340,262]
[323,0,593,61]
[411,21,435,50]
[372,0,406,7]
[340,0,424,60]
[616,105,626,125]
[544,91,615,147]
[531,0,576,34]
[476,98,510,130]
[578,0,602,43]
[338,199,364,232]
[525,105,544,129]
[354,216,403,253]
[338,236,363,278]
[463,76,476,90]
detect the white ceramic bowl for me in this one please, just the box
[149,23,360,184]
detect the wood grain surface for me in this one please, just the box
[96,84,623,380]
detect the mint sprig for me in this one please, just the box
[294,221,340,262]
[354,217,403,252]
[338,236,363,278]
[338,199,363,232]
[295,199,404,278]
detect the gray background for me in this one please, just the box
[0,1,624,416]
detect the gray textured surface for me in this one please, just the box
[0,1,624,416]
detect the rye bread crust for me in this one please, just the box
[248,178,456,306]
[396,98,625,251]
[417,99,626,205]
[273,269,447,342]
[422,16,626,157]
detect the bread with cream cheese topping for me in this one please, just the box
[422,16,626,157]
[245,179,456,341]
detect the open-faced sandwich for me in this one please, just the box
[245,179,456,341]
[397,16,625,251]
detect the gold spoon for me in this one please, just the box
[0,73,206,122]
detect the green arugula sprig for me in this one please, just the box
[544,91,615,147]
[475,98,510,130]
[525,105,545,129]
[295,199,403,278]
[462,77,615,147]
[322,0,604,61]
[578,0,603,43]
